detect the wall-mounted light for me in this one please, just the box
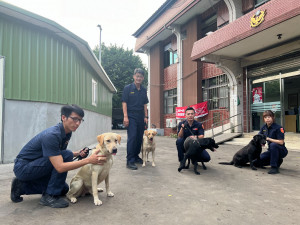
[277,34,282,39]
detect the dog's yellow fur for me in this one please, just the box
[66,132,121,206]
[142,130,157,167]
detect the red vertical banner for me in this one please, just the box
[252,87,263,103]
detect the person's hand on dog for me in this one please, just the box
[88,149,107,165]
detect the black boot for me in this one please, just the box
[268,167,279,174]
[11,177,23,203]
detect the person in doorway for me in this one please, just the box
[255,110,288,174]
[176,107,211,163]
[11,104,107,208]
[122,68,149,170]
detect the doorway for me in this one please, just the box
[284,75,300,132]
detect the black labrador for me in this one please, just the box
[219,134,266,170]
[178,137,219,175]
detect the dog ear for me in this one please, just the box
[144,130,148,136]
[253,135,258,142]
[116,134,121,144]
[97,134,105,146]
[153,131,157,136]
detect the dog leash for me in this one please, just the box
[72,147,93,161]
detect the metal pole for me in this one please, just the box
[97,24,102,64]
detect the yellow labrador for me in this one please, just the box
[66,132,121,206]
[142,130,157,167]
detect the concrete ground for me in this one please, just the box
[1,130,299,225]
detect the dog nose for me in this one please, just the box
[112,149,117,154]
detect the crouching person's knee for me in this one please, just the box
[61,150,74,162]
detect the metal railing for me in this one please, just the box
[200,113,243,139]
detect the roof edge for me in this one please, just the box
[132,0,176,37]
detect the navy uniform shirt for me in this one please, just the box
[16,123,72,161]
[122,83,149,112]
[259,123,285,146]
[177,120,205,140]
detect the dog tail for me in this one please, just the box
[219,161,234,165]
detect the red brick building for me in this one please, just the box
[133,0,300,135]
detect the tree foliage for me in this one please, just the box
[93,44,148,109]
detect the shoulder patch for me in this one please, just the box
[280,128,284,133]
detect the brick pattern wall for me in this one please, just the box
[164,114,177,137]
[164,64,177,90]
[242,68,249,132]
[199,110,230,131]
[202,63,224,79]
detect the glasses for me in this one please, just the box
[69,116,84,123]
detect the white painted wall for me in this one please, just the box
[2,100,112,163]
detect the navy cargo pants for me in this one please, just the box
[13,150,73,196]
[127,111,145,163]
[259,143,288,167]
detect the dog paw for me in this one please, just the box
[97,188,104,192]
[251,167,257,170]
[152,163,155,167]
[70,197,78,203]
[107,191,114,197]
[195,171,200,175]
[94,199,103,206]
[142,163,146,167]
[178,168,182,172]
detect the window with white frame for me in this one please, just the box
[202,74,229,110]
[164,88,177,114]
[164,43,178,68]
[92,79,97,106]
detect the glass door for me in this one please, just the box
[251,78,282,130]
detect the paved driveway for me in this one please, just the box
[1,130,299,225]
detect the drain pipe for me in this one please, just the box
[170,25,183,108]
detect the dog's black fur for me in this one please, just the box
[219,134,266,170]
[178,137,219,175]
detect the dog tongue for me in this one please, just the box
[112,153,116,156]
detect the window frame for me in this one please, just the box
[164,88,177,114]
[92,79,98,106]
[202,74,229,110]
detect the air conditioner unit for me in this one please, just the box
[170,118,177,128]
[166,119,171,128]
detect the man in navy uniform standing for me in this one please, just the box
[122,68,149,170]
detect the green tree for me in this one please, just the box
[93,44,148,109]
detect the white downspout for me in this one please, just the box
[143,48,151,129]
[172,25,183,107]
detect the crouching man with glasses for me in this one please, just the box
[11,104,106,208]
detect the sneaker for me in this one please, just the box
[11,177,23,203]
[126,162,138,170]
[39,193,69,208]
[268,167,279,174]
[135,157,143,164]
